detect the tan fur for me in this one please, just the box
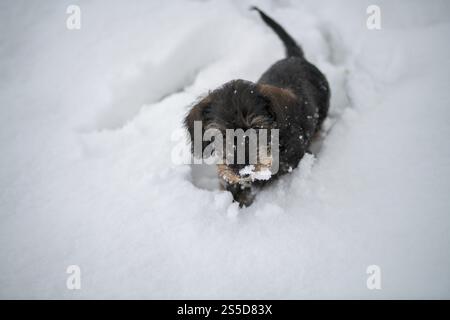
[257,84,298,109]
[217,153,273,185]
[217,164,242,184]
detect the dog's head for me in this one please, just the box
[184,79,299,185]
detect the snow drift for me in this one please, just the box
[0,0,449,298]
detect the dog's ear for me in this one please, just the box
[184,95,211,154]
[184,95,210,131]
[257,84,298,122]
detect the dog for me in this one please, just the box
[184,7,330,207]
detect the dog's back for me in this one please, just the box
[253,7,330,128]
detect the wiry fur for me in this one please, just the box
[184,7,330,207]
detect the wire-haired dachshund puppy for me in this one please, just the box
[184,7,330,207]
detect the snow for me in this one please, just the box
[239,165,272,181]
[1,0,450,299]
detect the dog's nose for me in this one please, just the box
[229,163,247,174]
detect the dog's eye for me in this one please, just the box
[257,97,276,122]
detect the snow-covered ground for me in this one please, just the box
[1,0,449,299]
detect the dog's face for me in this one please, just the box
[185,79,299,205]
[187,80,276,132]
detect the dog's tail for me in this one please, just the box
[251,6,304,58]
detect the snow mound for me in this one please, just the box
[239,165,272,181]
[0,0,450,299]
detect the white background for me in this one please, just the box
[0,0,449,298]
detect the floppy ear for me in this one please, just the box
[257,84,299,123]
[185,95,210,131]
[184,95,211,154]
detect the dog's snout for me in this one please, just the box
[229,163,247,173]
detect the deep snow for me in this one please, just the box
[0,0,450,298]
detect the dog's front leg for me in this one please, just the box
[225,183,255,208]
[217,164,255,207]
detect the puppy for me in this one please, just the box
[184,7,330,207]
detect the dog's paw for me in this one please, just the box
[235,188,256,208]
[223,182,255,208]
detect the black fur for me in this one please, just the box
[251,6,304,58]
[184,7,330,206]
